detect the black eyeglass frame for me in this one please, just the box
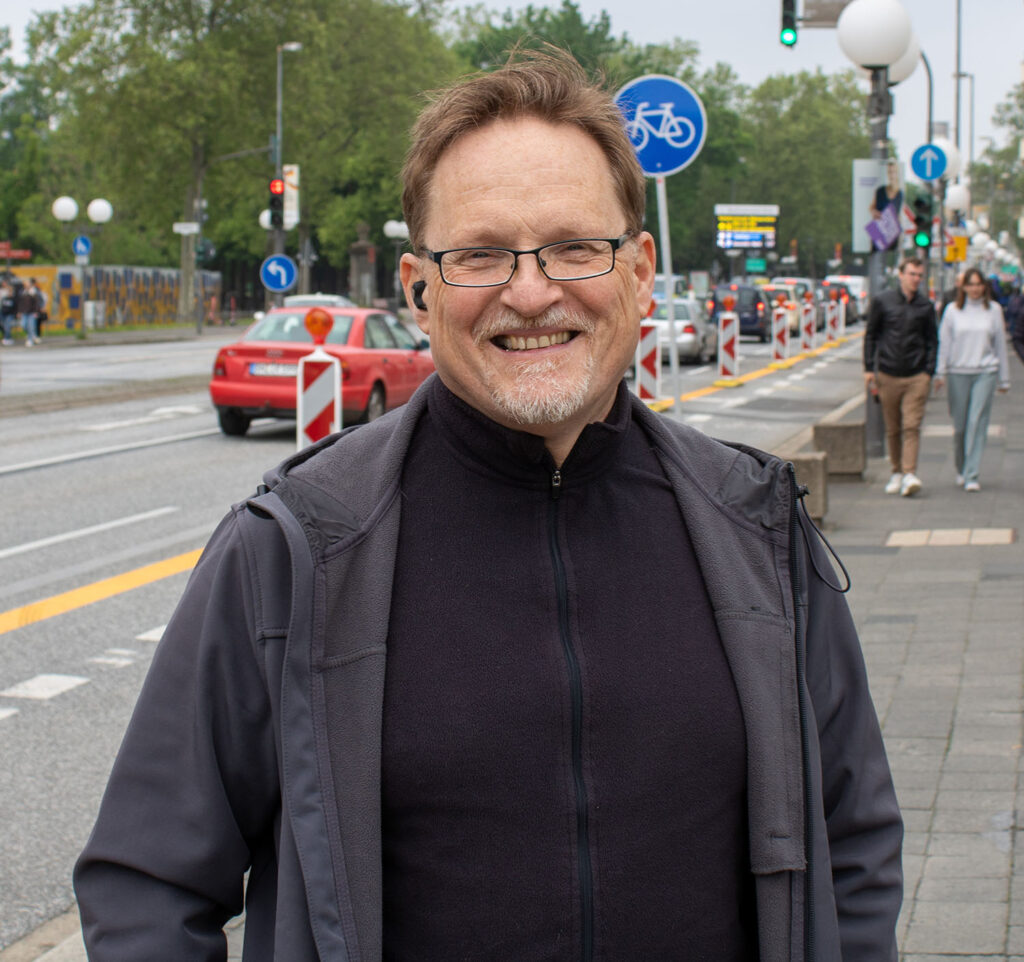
[422,232,633,288]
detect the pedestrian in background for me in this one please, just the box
[16,277,41,347]
[0,279,16,345]
[934,267,1011,491]
[864,256,938,496]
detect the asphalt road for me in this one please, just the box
[0,328,868,950]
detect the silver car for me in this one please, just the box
[649,298,717,364]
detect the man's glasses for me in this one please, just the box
[424,233,632,288]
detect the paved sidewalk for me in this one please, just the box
[828,382,1024,958]
[7,377,1023,961]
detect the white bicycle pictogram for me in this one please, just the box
[625,101,696,152]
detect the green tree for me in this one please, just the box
[740,70,869,277]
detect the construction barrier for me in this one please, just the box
[800,300,816,353]
[296,308,342,449]
[825,296,838,343]
[715,306,740,385]
[771,304,789,365]
[635,321,660,401]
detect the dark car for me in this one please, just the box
[706,283,770,341]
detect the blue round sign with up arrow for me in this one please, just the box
[911,143,947,182]
[260,254,298,293]
[614,75,707,176]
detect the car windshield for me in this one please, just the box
[652,303,692,320]
[244,312,354,345]
[283,294,355,307]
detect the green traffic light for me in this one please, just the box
[780,27,797,46]
[914,231,931,248]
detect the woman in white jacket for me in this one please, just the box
[935,267,1011,491]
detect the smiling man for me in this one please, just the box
[76,50,902,962]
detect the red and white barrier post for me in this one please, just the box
[296,307,342,449]
[770,294,789,366]
[715,294,740,385]
[635,321,661,401]
[825,289,839,343]
[838,294,847,338]
[800,291,816,353]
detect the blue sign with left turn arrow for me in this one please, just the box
[260,254,298,293]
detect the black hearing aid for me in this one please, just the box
[412,281,427,311]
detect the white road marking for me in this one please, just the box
[1,674,89,700]
[685,414,712,423]
[106,648,139,657]
[0,507,179,560]
[0,708,19,722]
[88,656,135,667]
[85,405,203,431]
[0,429,221,476]
[136,625,166,642]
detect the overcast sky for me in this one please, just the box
[3,0,1021,189]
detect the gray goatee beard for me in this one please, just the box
[475,306,597,426]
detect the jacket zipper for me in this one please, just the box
[548,468,594,962]
[787,466,815,960]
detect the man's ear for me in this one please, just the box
[632,231,657,316]
[400,253,429,334]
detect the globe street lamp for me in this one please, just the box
[837,0,912,301]
[51,194,114,335]
[275,42,302,258]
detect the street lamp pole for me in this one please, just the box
[275,42,302,258]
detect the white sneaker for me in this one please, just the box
[955,473,964,486]
[900,473,922,497]
[964,480,980,492]
[884,472,903,495]
[1,338,12,346]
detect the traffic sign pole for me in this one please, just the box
[655,176,681,415]
[615,75,708,419]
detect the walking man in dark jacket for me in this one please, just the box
[76,49,902,962]
[864,256,938,496]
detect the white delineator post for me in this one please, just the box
[296,307,342,449]
[715,294,740,385]
[800,293,816,353]
[826,290,839,343]
[635,320,661,401]
[770,296,789,365]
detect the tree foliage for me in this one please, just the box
[0,0,885,289]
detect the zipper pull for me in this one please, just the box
[551,469,562,500]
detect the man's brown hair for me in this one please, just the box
[401,47,646,250]
[898,256,924,273]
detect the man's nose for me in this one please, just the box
[499,253,563,317]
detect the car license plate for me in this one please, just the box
[250,362,298,377]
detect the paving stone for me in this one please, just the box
[903,901,1008,953]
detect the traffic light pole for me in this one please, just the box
[274,48,285,261]
[865,66,891,459]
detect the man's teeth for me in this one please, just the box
[496,330,573,351]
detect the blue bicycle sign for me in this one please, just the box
[615,75,707,177]
[625,101,697,153]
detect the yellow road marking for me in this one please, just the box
[649,331,863,410]
[0,549,202,637]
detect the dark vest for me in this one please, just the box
[382,379,756,961]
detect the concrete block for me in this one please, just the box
[813,420,865,477]
[785,449,828,521]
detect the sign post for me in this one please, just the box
[615,75,707,416]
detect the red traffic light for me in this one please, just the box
[269,178,285,195]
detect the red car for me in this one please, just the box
[209,306,434,436]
